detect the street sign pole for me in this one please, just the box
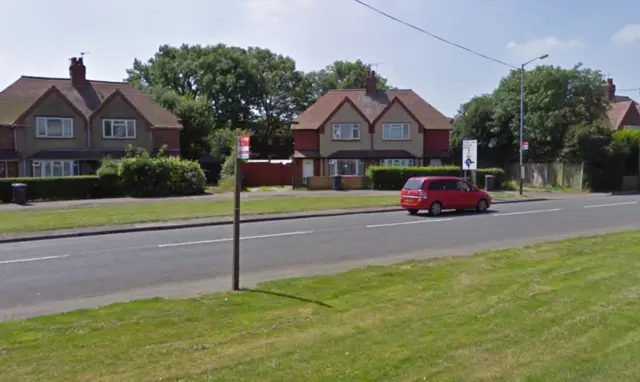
[461,140,478,183]
[232,135,250,291]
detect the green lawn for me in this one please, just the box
[0,195,399,233]
[2,231,640,381]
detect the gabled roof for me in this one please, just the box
[292,89,452,131]
[0,76,182,128]
[607,100,640,129]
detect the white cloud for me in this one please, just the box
[611,24,640,44]
[506,36,586,59]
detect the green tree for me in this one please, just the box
[304,59,391,101]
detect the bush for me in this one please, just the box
[96,157,123,198]
[119,153,206,197]
[366,165,505,190]
[0,176,105,202]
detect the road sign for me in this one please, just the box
[237,135,250,160]
[522,141,529,150]
[462,139,477,170]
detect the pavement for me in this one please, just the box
[0,193,639,321]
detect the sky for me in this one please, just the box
[1,0,639,117]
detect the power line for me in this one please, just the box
[618,87,640,92]
[353,0,517,69]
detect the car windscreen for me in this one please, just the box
[402,179,424,190]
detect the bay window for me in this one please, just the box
[32,160,79,177]
[382,123,410,140]
[379,159,414,167]
[332,123,360,140]
[36,117,74,138]
[103,119,136,139]
[328,159,364,176]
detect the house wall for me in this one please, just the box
[372,103,423,158]
[620,105,640,129]
[90,94,153,151]
[424,130,450,151]
[293,130,319,151]
[0,126,14,150]
[319,102,371,157]
[152,128,181,151]
[15,91,89,159]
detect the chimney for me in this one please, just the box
[606,78,616,101]
[69,57,86,87]
[364,70,377,96]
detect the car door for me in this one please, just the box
[438,179,459,209]
[455,180,476,209]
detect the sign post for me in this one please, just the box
[232,135,250,291]
[462,139,478,183]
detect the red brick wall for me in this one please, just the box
[424,129,450,150]
[293,130,319,151]
[0,126,14,150]
[152,128,181,151]
[242,162,295,187]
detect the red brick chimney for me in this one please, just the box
[364,70,377,96]
[69,57,86,87]
[606,78,616,101]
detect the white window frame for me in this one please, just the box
[328,159,364,176]
[103,119,137,139]
[32,160,79,178]
[332,123,361,140]
[379,158,414,167]
[382,123,410,141]
[36,117,74,138]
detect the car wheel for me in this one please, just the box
[408,209,419,215]
[476,199,489,213]
[429,201,442,217]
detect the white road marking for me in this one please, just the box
[366,218,454,228]
[0,254,69,265]
[492,208,562,217]
[584,201,638,209]
[157,231,314,248]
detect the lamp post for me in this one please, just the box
[519,53,549,195]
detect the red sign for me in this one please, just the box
[237,135,250,159]
[522,141,529,150]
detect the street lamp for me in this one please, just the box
[519,53,549,195]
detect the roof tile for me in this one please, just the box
[0,76,181,128]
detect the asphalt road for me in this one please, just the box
[1,193,639,321]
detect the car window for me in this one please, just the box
[402,179,424,190]
[427,180,444,190]
[440,180,457,190]
[456,181,471,191]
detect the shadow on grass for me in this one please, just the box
[242,288,333,308]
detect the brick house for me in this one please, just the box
[605,78,640,130]
[291,70,452,185]
[0,57,182,178]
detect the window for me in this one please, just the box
[428,180,457,190]
[379,159,414,167]
[32,160,79,177]
[382,123,410,140]
[332,123,360,140]
[456,180,472,191]
[36,117,74,138]
[103,119,136,139]
[328,159,364,176]
[402,178,424,190]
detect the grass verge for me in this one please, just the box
[0,195,399,233]
[2,231,640,381]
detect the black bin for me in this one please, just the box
[332,176,342,191]
[484,175,495,191]
[12,183,27,205]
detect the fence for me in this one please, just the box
[505,162,584,189]
[241,160,294,187]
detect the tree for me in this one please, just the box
[304,59,391,101]
[490,63,609,163]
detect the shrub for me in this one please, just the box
[0,176,104,202]
[119,151,206,197]
[366,165,505,190]
[501,179,518,191]
[96,157,123,198]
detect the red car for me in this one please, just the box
[400,176,492,216]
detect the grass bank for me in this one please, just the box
[0,195,399,233]
[2,231,640,381]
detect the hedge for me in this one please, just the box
[0,176,116,203]
[366,165,505,190]
[118,155,206,197]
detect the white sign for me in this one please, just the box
[237,135,250,160]
[522,141,529,150]
[462,139,477,170]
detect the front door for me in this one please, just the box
[302,159,314,179]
